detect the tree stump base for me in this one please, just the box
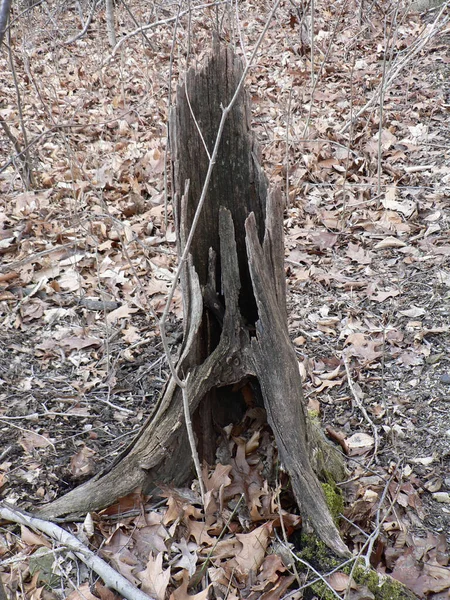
[37,39,349,558]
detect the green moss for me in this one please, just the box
[351,564,417,600]
[296,533,340,570]
[308,409,321,419]
[321,482,344,523]
[295,536,417,600]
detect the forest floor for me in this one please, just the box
[0,0,450,598]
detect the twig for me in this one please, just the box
[342,355,379,466]
[310,0,315,87]
[377,3,400,196]
[234,0,248,63]
[278,535,346,600]
[110,1,227,56]
[285,87,293,208]
[302,0,349,137]
[340,3,449,133]
[182,374,205,501]
[189,494,244,587]
[64,0,99,44]
[0,503,155,600]
[163,0,183,228]
[5,30,34,188]
[184,84,211,160]
[118,0,156,50]
[0,243,79,274]
[0,420,56,452]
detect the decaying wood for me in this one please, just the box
[36,40,349,558]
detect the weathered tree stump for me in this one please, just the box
[37,40,349,558]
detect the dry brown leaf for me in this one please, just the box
[66,583,98,600]
[346,243,373,265]
[346,433,374,456]
[94,582,122,600]
[368,289,400,302]
[59,336,102,350]
[137,552,170,600]
[19,431,53,452]
[170,570,211,600]
[229,523,271,574]
[20,526,52,549]
[204,463,232,492]
[69,445,96,479]
[328,571,355,592]
[374,237,407,249]
[106,303,134,323]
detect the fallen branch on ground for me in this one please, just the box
[0,503,154,600]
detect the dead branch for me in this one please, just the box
[0,503,155,600]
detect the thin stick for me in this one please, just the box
[64,0,98,44]
[340,3,449,133]
[111,1,227,56]
[182,375,205,501]
[0,503,155,600]
[0,420,56,452]
[310,0,315,87]
[6,29,34,188]
[164,0,183,228]
[285,87,293,207]
[377,13,392,195]
[343,355,379,466]
[302,0,349,137]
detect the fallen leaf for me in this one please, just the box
[346,432,374,456]
[170,569,211,600]
[19,431,53,452]
[229,523,271,574]
[137,552,170,600]
[66,583,98,600]
[374,237,407,249]
[69,446,96,479]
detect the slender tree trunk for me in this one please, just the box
[105,0,116,47]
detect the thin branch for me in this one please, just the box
[340,3,449,133]
[110,1,227,56]
[185,83,211,160]
[5,29,34,188]
[342,354,379,466]
[118,0,156,50]
[182,375,205,501]
[0,503,155,600]
[65,0,99,44]
[0,420,56,452]
[310,0,315,87]
[302,0,349,136]
[164,0,183,228]
[285,87,293,207]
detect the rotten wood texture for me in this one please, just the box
[36,40,349,558]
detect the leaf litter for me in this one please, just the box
[1,0,450,597]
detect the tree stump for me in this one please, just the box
[37,39,349,558]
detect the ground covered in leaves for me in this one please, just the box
[0,0,450,597]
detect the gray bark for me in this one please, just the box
[37,40,349,558]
